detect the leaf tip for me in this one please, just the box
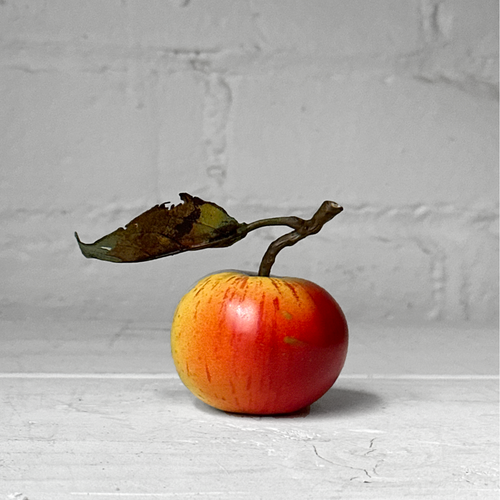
[74,231,90,258]
[74,231,122,262]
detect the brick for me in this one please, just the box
[0,0,130,45]
[440,0,498,52]
[0,67,205,211]
[316,235,437,323]
[252,0,422,56]
[0,0,422,56]
[443,227,499,323]
[416,0,499,89]
[0,0,259,51]
[227,74,498,209]
[126,0,257,51]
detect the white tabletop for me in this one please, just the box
[1,319,498,500]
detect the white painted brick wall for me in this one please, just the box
[1,0,498,326]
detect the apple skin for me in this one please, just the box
[171,271,348,415]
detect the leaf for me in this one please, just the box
[75,193,248,263]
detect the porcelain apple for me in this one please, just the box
[76,195,347,415]
[171,271,348,415]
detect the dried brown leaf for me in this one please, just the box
[75,193,248,263]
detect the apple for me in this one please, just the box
[171,271,348,415]
[75,195,347,415]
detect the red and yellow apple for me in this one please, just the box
[75,194,347,415]
[171,271,348,415]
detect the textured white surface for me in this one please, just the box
[0,320,498,500]
[0,0,497,326]
[1,376,498,500]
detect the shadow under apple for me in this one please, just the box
[191,386,382,419]
[308,386,383,419]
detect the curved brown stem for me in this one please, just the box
[257,201,343,277]
[245,215,304,232]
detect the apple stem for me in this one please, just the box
[246,201,343,277]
